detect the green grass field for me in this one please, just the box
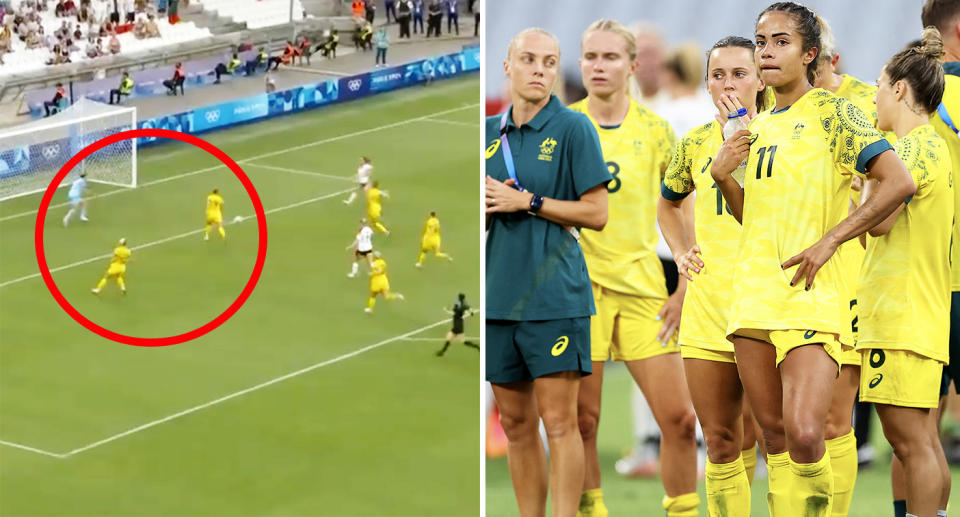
[486,362,960,516]
[0,76,481,517]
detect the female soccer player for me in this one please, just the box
[416,211,452,267]
[347,218,374,278]
[365,250,403,313]
[365,181,389,234]
[204,188,225,241]
[92,238,131,295]
[711,3,915,514]
[859,28,952,517]
[485,27,610,517]
[568,19,698,517]
[659,35,768,517]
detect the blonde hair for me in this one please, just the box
[665,42,704,89]
[816,14,836,59]
[506,27,560,60]
[582,19,637,61]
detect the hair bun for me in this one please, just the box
[920,26,945,59]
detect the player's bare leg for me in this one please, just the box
[626,354,698,503]
[576,359,606,515]
[876,403,943,517]
[492,381,548,517]
[534,371,585,517]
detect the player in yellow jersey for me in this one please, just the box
[809,15,891,515]
[568,19,698,517]
[711,4,915,516]
[365,251,403,313]
[858,30,952,517]
[660,35,768,517]
[415,211,452,267]
[366,181,389,234]
[204,189,226,241]
[92,238,131,295]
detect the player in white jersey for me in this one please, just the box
[347,218,375,277]
[62,172,89,227]
[344,156,374,205]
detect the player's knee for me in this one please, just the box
[822,416,849,441]
[540,408,578,440]
[785,419,824,456]
[703,425,741,462]
[662,406,698,443]
[498,410,539,442]
[577,406,600,441]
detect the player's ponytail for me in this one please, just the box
[884,26,945,115]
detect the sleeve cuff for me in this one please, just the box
[856,139,895,173]
[661,182,690,201]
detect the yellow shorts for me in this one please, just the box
[106,264,126,277]
[590,283,678,362]
[422,236,440,252]
[680,345,736,364]
[734,328,842,371]
[859,348,944,408]
[370,275,389,294]
[840,347,861,367]
[368,206,381,220]
[206,212,222,225]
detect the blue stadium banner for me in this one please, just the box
[194,95,269,132]
[338,74,369,101]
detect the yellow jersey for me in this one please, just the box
[931,73,960,290]
[371,257,387,278]
[110,245,131,267]
[858,124,953,362]
[662,120,741,350]
[206,193,224,214]
[423,215,440,238]
[367,187,382,207]
[727,88,892,344]
[567,97,676,298]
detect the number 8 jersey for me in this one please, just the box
[726,89,893,344]
[567,98,676,298]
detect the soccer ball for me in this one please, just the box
[232,215,244,224]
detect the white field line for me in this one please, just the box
[0,439,66,459]
[421,117,478,128]
[0,103,479,223]
[243,163,353,182]
[0,187,353,289]
[0,319,448,459]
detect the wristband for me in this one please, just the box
[528,193,544,214]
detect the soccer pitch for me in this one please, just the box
[0,77,481,516]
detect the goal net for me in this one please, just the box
[0,98,137,201]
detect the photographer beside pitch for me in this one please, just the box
[485,27,610,517]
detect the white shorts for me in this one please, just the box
[69,196,82,207]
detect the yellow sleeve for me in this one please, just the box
[661,132,695,200]
[657,119,678,180]
[894,136,930,197]
[823,96,893,178]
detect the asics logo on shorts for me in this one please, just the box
[869,374,883,388]
[803,329,817,339]
[550,336,569,357]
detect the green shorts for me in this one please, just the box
[486,317,591,383]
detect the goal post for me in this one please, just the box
[0,98,137,201]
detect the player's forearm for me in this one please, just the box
[657,196,692,261]
[824,154,915,247]
[714,176,744,223]
[532,185,608,231]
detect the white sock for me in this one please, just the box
[345,192,356,204]
[64,209,74,221]
[907,513,919,517]
[351,262,358,275]
[938,510,947,517]
[80,206,87,218]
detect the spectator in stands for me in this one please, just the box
[351,0,364,21]
[55,20,69,40]
[385,0,396,23]
[124,0,135,22]
[133,14,146,38]
[145,14,160,38]
[25,28,41,49]
[245,46,268,75]
[78,5,89,22]
[213,53,241,83]
[168,0,180,24]
[364,0,375,24]
[426,0,441,37]
[445,0,458,35]
[108,32,120,53]
[163,62,185,95]
[109,71,134,104]
[0,23,11,59]
[318,29,338,59]
[47,43,63,62]
[397,0,411,39]
[55,0,67,16]
[62,0,76,17]
[84,36,98,57]
[412,0,424,34]
[374,27,388,67]
[44,83,67,117]
[73,23,82,40]
[296,35,311,65]
[269,41,295,70]
[64,37,79,53]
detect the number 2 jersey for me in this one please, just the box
[727,88,892,344]
[567,98,676,299]
[662,120,742,351]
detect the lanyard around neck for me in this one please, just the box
[499,109,526,192]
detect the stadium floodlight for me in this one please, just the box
[0,98,137,201]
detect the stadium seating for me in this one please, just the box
[1,0,211,76]
[194,0,305,29]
